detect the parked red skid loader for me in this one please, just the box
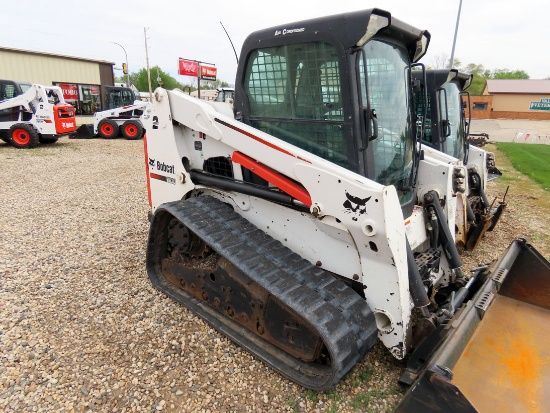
[0,82,76,148]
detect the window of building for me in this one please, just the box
[473,102,488,111]
[54,82,101,115]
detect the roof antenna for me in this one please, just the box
[220,21,239,65]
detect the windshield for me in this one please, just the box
[360,40,414,203]
[19,83,32,93]
[215,89,234,102]
[107,88,134,109]
[442,82,464,160]
[244,42,350,169]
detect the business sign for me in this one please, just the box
[200,65,217,81]
[529,97,550,111]
[178,59,199,77]
[58,83,78,101]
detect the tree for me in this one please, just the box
[130,66,184,92]
[117,68,231,94]
[114,72,143,88]
[491,69,529,79]
[468,76,488,96]
[455,62,530,95]
[430,53,461,69]
[463,63,491,78]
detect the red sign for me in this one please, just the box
[200,65,217,81]
[178,59,199,77]
[59,83,78,101]
[90,85,100,95]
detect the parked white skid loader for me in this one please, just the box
[143,9,550,412]
[73,86,150,140]
[90,101,149,139]
[0,84,76,148]
[413,69,505,251]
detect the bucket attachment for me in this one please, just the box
[396,239,550,413]
[467,133,489,148]
[72,124,95,139]
[487,166,502,182]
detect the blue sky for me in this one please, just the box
[2,0,548,84]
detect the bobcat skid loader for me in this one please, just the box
[413,69,505,251]
[73,86,149,140]
[0,83,76,148]
[142,9,550,412]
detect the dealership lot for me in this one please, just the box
[1,136,548,412]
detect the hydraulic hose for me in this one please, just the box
[424,191,463,270]
[465,196,476,223]
[406,240,430,309]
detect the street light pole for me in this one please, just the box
[111,42,129,86]
[449,0,463,69]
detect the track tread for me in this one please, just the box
[147,196,378,390]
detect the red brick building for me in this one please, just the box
[465,79,550,120]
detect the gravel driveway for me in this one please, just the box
[1,138,546,412]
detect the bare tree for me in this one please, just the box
[431,53,461,69]
[431,53,449,69]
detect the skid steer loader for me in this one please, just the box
[412,69,505,251]
[142,9,550,411]
[0,82,76,148]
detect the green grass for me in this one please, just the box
[496,143,550,190]
[287,396,298,413]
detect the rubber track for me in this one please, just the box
[147,195,378,390]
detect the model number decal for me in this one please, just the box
[150,172,176,185]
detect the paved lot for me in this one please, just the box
[470,118,550,144]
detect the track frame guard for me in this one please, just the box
[396,238,550,413]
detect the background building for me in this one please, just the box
[466,79,550,120]
[0,46,115,118]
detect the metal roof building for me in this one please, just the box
[483,79,550,95]
[470,79,550,120]
[0,46,116,119]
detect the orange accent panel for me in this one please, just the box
[143,134,152,207]
[231,151,312,207]
[53,104,77,133]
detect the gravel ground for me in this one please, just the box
[0,138,547,413]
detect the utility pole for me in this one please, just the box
[449,0,463,69]
[144,27,153,101]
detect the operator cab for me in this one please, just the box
[0,79,33,122]
[215,87,235,103]
[235,9,429,215]
[413,69,472,162]
[0,79,32,101]
[104,86,137,110]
